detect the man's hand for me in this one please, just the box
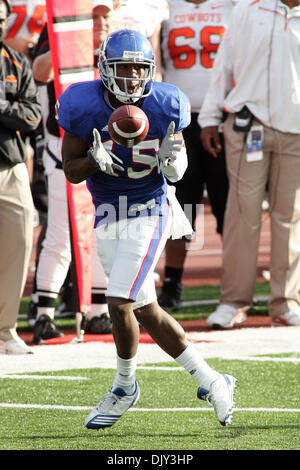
[201,126,222,158]
[158,121,183,169]
[88,128,124,175]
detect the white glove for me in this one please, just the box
[157,121,183,170]
[88,128,124,175]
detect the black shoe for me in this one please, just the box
[81,313,112,334]
[157,278,182,311]
[27,300,37,327]
[33,314,64,344]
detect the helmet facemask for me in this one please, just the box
[98,32,156,104]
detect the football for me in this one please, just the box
[108,105,149,148]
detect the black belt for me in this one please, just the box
[45,143,63,169]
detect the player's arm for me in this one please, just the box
[158,121,187,183]
[62,133,97,184]
[62,129,124,184]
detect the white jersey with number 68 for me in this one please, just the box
[161,0,236,112]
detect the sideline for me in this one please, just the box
[1,325,299,375]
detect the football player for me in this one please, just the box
[56,29,237,429]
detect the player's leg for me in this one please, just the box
[135,300,187,357]
[103,209,173,389]
[106,212,171,361]
[84,225,140,430]
[107,296,140,360]
[204,131,229,236]
[33,145,70,344]
[134,300,236,426]
[84,294,141,430]
[85,212,170,429]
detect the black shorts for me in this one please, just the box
[171,112,229,234]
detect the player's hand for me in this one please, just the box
[158,121,183,169]
[201,126,222,158]
[88,128,124,175]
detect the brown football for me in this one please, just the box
[108,105,149,148]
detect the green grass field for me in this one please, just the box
[1,282,299,454]
[0,359,299,451]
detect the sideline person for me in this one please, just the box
[0,0,42,354]
[200,0,300,328]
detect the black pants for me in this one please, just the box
[173,112,229,234]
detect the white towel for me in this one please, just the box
[167,185,194,240]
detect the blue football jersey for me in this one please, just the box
[56,80,191,226]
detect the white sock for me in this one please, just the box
[37,307,55,321]
[112,354,137,394]
[175,343,220,391]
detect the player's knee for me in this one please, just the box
[107,297,133,324]
[133,307,144,323]
[134,302,159,324]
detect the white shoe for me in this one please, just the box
[272,311,300,326]
[206,304,247,329]
[0,336,33,354]
[85,381,140,429]
[198,374,237,426]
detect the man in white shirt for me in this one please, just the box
[199,0,300,328]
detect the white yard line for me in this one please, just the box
[0,374,89,380]
[0,403,299,413]
[136,356,300,368]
